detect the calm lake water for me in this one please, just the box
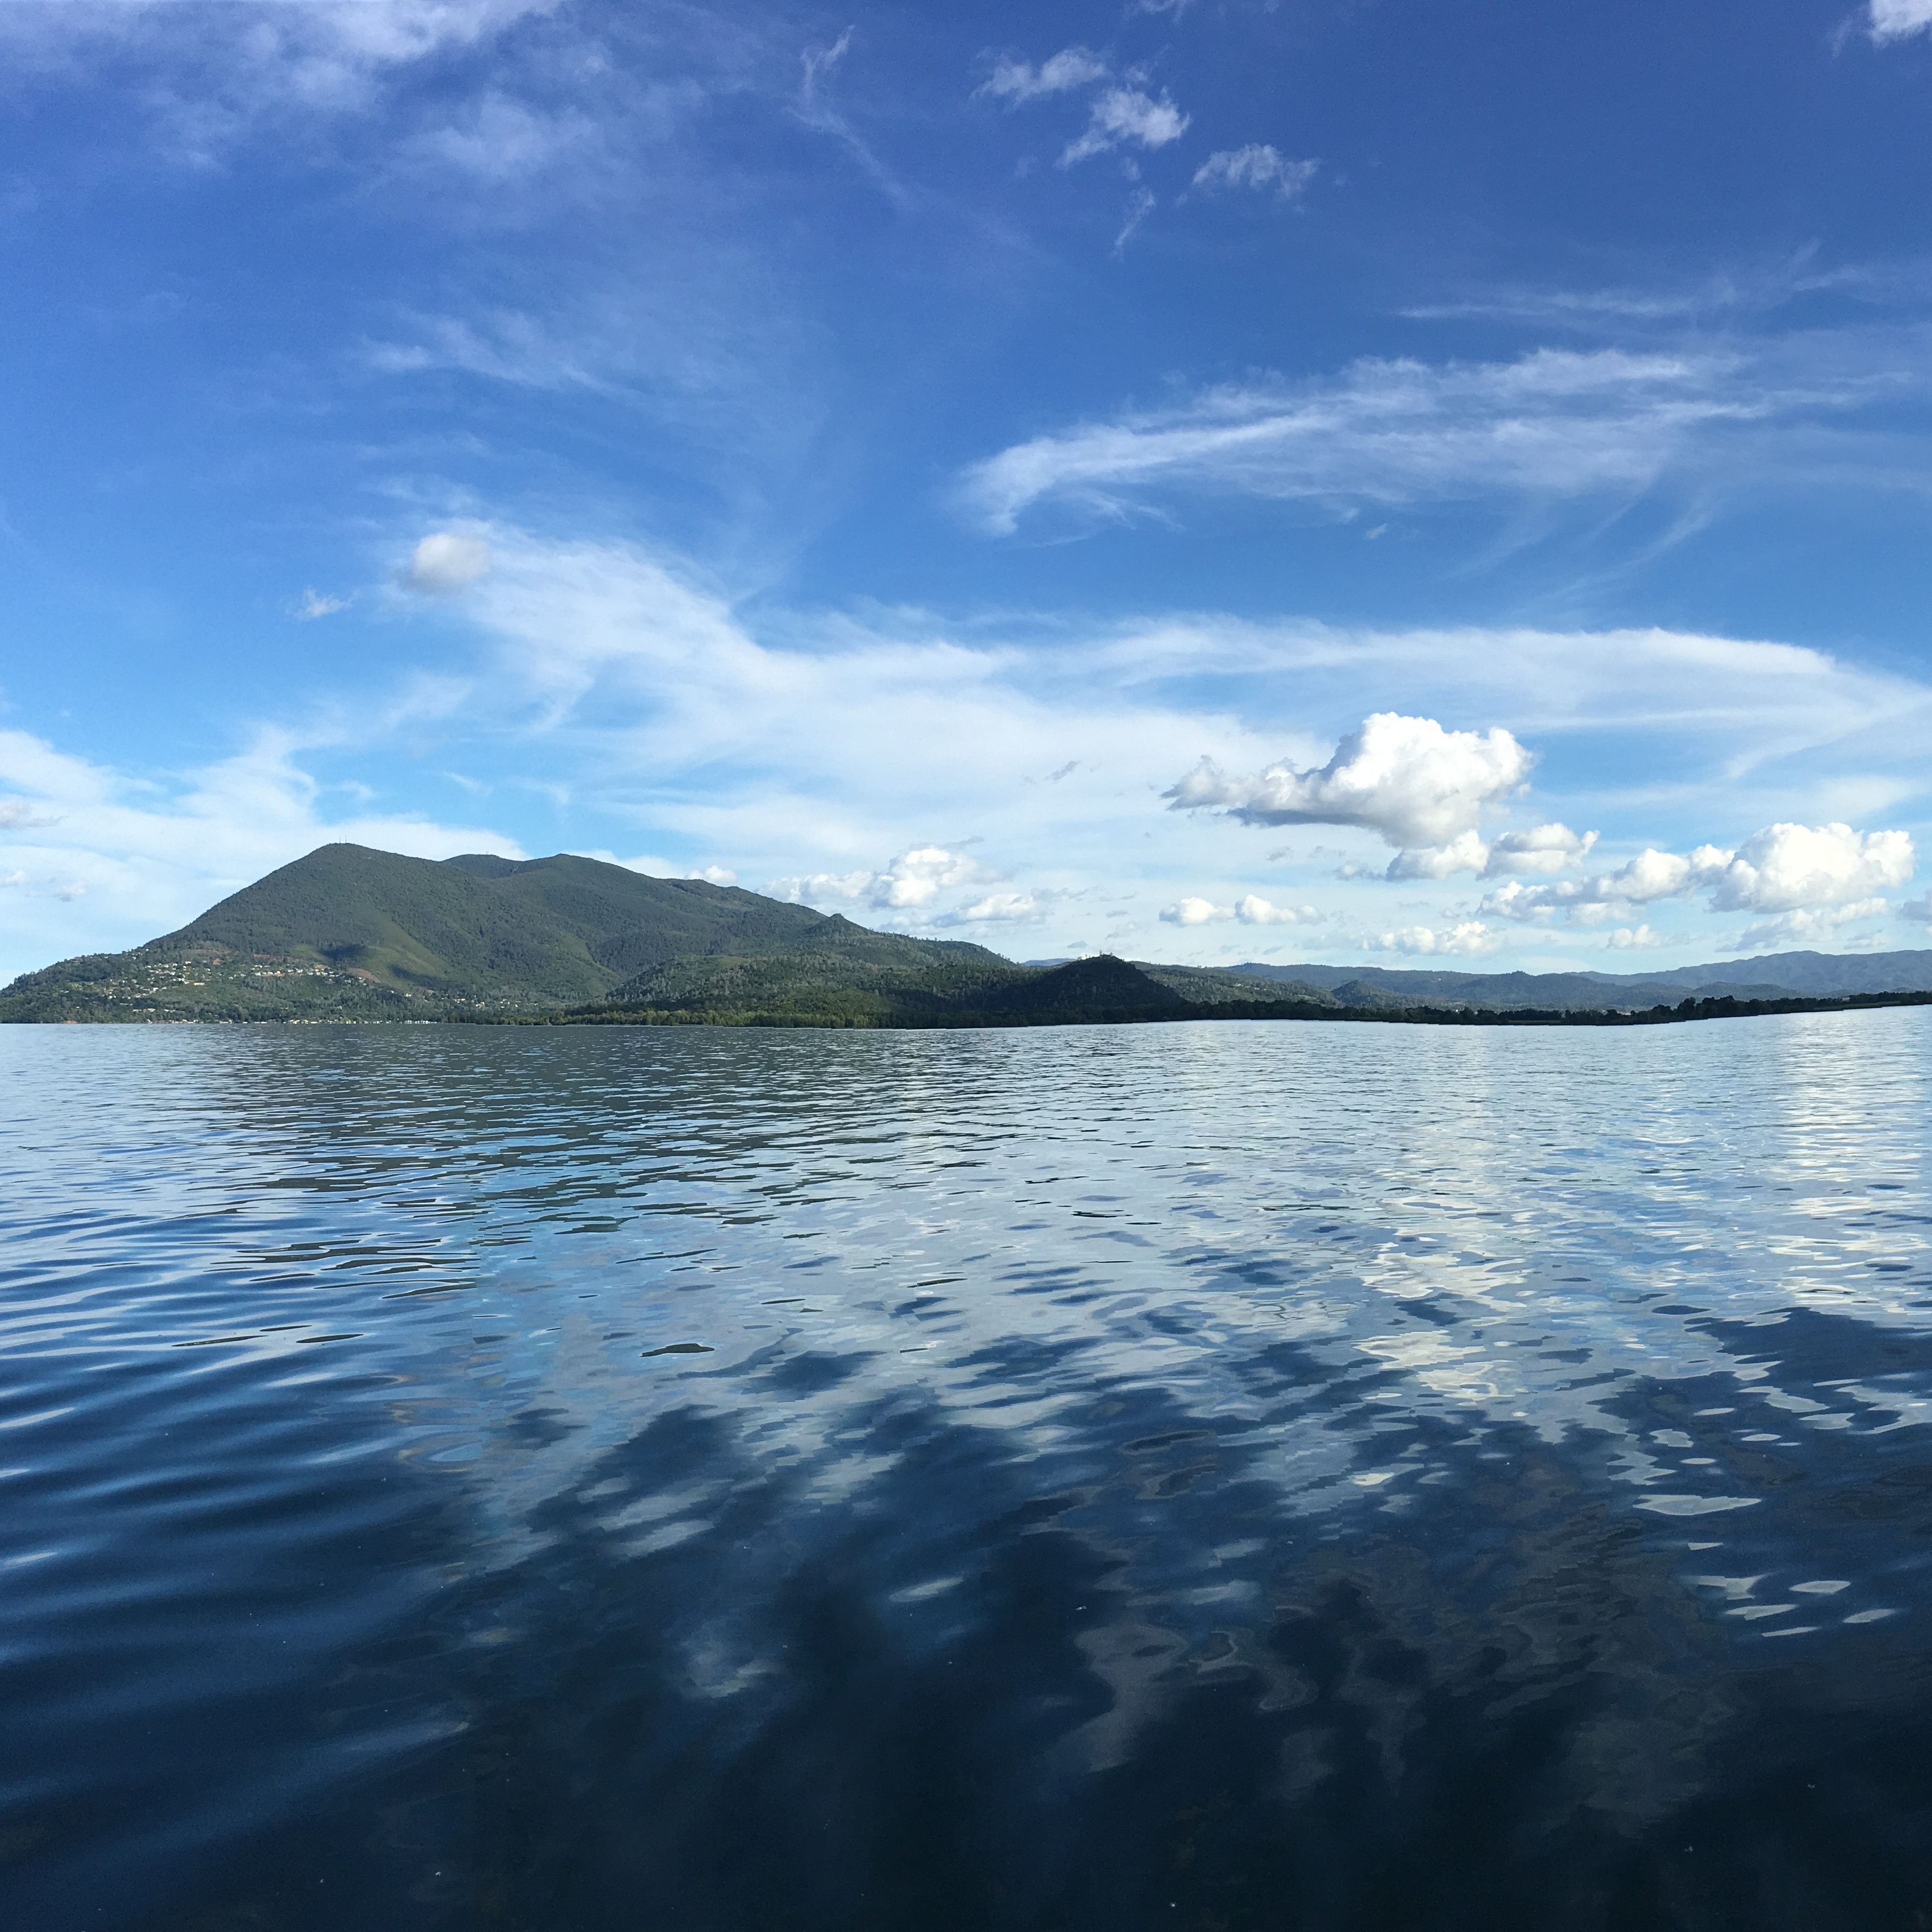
[5,1013,1932,1931]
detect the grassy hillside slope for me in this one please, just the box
[0,844,1010,1022]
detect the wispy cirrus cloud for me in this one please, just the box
[0,0,563,163]
[957,339,1931,537]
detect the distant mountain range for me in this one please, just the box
[1213,954,1932,1010]
[3,842,1930,1026]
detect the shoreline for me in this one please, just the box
[14,989,1930,1031]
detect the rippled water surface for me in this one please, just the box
[6,1014,1932,1930]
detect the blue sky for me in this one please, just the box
[6,0,1932,980]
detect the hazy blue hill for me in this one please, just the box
[0,843,1012,1022]
[1595,948,1932,996]
[1226,961,1796,1010]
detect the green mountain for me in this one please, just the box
[0,843,1011,1023]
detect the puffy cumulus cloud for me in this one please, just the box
[406,533,492,593]
[1160,895,1224,926]
[977,47,1108,104]
[1605,925,1662,950]
[1191,146,1318,201]
[776,846,996,914]
[1481,845,1733,922]
[1870,0,1932,42]
[1235,893,1315,925]
[1061,88,1188,166]
[1384,829,1490,881]
[1169,713,1533,853]
[1706,822,1913,913]
[1371,922,1504,958]
[1484,823,1597,876]
[1481,822,1914,930]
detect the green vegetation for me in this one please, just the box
[7,842,1932,1031]
[0,843,1010,1023]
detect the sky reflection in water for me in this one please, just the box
[3,1014,1931,1930]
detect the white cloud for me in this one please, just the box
[954,891,1044,921]
[1481,823,1914,934]
[1114,187,1157,257]
[25,521,1926,982]
[1169,713,1533,851]
[1605,925,1662,950]
[776,845,996,915]
[977,47,1108,104]
[1737,899,1893,950]
[1061,88,1189,167]
[1870,0,1932,43]
[296,587,348,620]
[1482,846,1733,922]
[688,864,738,886]
[1385,828,1492,880]
[1903,894,1932,924]
[1160,896,1225,926]
[1161,893,1317,926]
[956,343,1891,536]
[1191,146,1318,201]
[406,533,493,593]
[1371,922,1504,958]
[1706,821,1913,913]
[1386,820,1594,885]
[1484,823,1597,876]
[0,0,561,162]
[1235,893,1315,925]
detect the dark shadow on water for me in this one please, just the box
[66,1319,1932,1932]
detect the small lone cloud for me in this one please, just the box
[977,46,1108,105]
[1062,88,1188,168]
[1191,145,1318,202]
[405,533,491,594]
[295,588,347,620]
